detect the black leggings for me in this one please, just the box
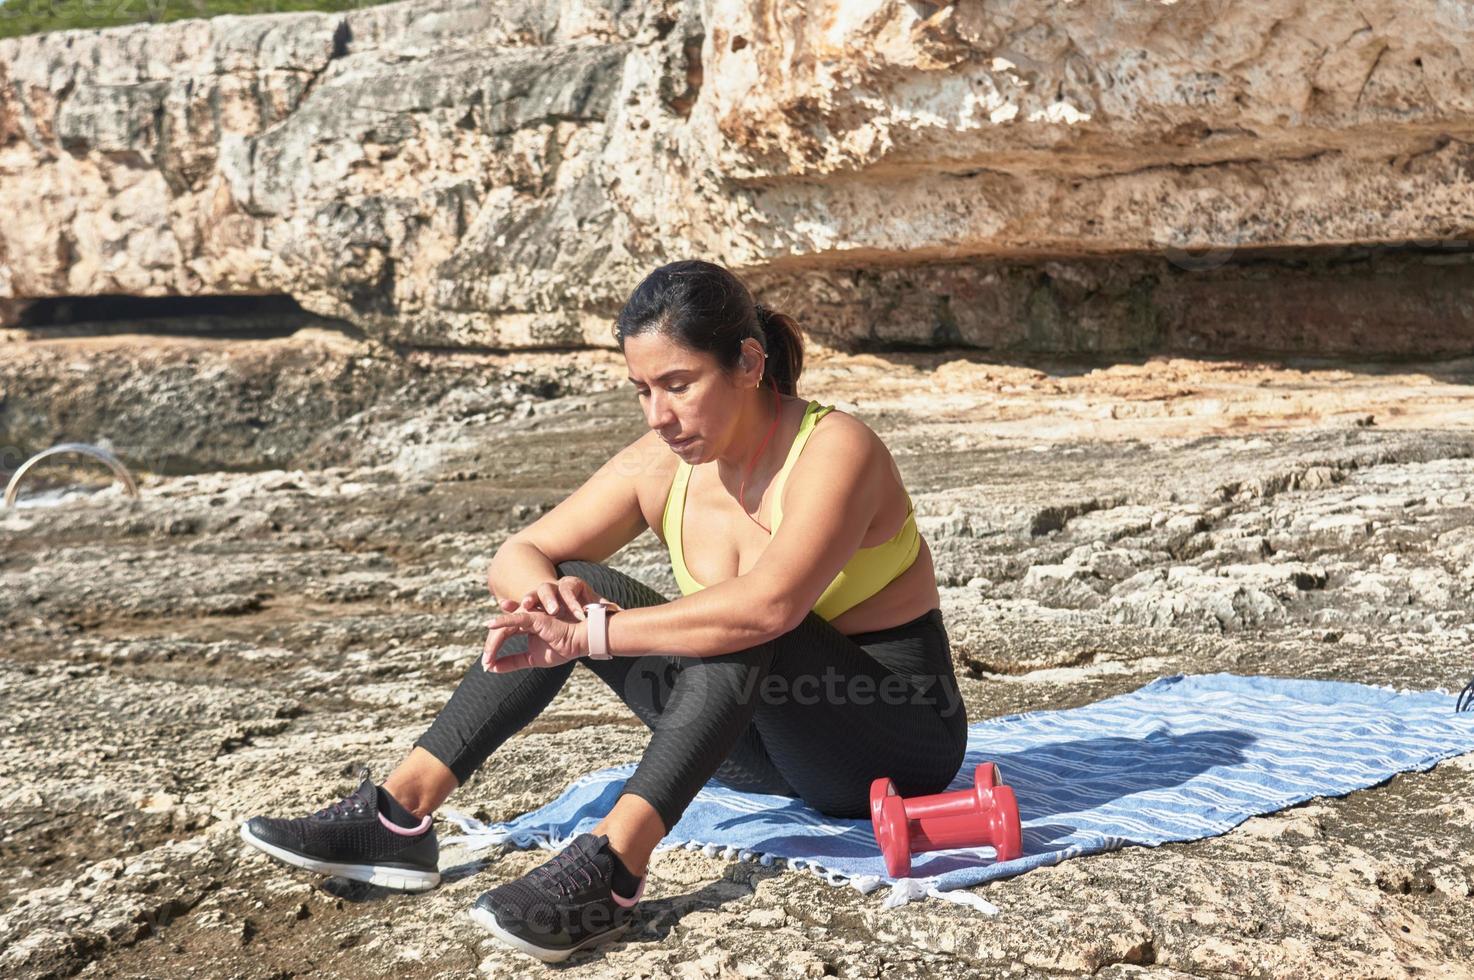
[415,561,969,833]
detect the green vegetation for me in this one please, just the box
[0,0,399,41]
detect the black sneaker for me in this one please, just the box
[470,833,645,962]
[239,776,440,891]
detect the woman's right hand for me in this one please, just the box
[497,575,622,621]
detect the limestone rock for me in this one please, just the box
[5,340,1474,976]
[4,1,1474,353]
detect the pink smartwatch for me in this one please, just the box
[583,601,615,660]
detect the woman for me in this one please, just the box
[241,260,968,962]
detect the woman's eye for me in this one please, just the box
[669,385,688,394]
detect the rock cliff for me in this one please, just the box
[3,0,1474,353]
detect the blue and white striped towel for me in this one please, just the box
[443,672,1474,913]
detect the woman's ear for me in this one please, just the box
[742,340,764,382]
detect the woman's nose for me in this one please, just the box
[644,392,676,429]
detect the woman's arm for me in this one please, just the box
[484,570,791,671]
[486,539,563,607]
[603,574,792,659]
[486,532,792,661]
[606,418,884,659]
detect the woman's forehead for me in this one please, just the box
[624,334,710,379]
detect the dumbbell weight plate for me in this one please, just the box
[989,785,1024,861]
[974,762,999,789]
[869,777,913,878]
[879,793,911,877]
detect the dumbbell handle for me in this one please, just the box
[898,764,1000,822]
[910,811,989,851]
[900,783,993,821]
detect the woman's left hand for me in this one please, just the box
[482,609,587,672]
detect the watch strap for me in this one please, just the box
[584,601,613,659]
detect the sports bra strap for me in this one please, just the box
[770,401,833,530]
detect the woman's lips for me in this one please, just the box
[666,436,695,449]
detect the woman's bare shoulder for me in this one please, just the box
[803,405,908,497]
[810,404,887,455]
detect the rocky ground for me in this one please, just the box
[3,331,1474,978]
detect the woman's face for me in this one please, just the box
[624,332,755,462]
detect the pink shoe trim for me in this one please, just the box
[378,811,432,837]
[612,875,645,908]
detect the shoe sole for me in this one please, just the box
[468,904,630,963]
[239,823,440,892]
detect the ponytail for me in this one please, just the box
[753,304,805,397]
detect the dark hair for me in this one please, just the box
[612,260,805,396]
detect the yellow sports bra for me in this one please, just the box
[661,400,921,622]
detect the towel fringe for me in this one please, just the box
[439,811,998,915]
[653,840,1000,914]
[883,879,1001,914]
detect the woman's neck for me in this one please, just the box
[714,388,789,493]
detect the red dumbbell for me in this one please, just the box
[869,762,1023,877]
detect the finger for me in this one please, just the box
[560,581,586,619]
[521,592,538,611]
[500,597,518,612]
[481,621,522,669]
[567,575,593,603]
[542,583,567,616]
[482,627,503,671]
[577,580,613,619]
[490,652,530,673]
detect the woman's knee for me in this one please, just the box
[554,559,612,587]
[554,560,667,610]
[665,645,774,705]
